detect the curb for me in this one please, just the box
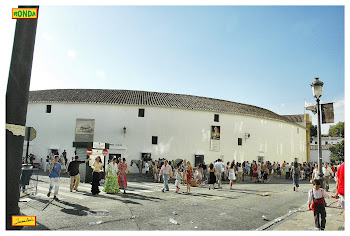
[257,188,337,231]
[256,203,308,231]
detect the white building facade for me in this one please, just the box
[25,89,307,173]
[309,136,344,163]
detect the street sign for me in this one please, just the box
[102,149,108,156]
[93,142,105,149]
[86,148,93,155]
[25,127,36,141]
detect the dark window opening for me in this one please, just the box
[152,136,158,145]
[46,105,51,113]
[138,108,145,117]
[214,114,219,122]
[238,138,242,146]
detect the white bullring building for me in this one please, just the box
[25,89,307,174]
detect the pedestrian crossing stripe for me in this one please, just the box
[36,186,86,200]
[33,180,180,201]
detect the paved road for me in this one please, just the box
[19,172,336,230]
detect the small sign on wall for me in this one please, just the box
[93,142,105,149]
[75,119,95,142]
[210,126,220,151]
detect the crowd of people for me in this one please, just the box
[41,152,344,217]
[145,158,344,195]
[45,153,132,200]
[24,150,345,231]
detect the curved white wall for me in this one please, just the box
[25,102,306,172]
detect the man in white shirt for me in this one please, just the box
[160,160,172,192]
[285,163,290,179]
[214,159,223,188]
[322,163,332,192]
[144,161,149,175]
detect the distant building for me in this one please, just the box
[309,136,344,163]
[282,114,312,163]
[24,89,307,177]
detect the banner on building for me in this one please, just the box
[75,119,95,142]
[210,126,220,151]
[321,103,334,124]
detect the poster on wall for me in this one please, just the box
[75,119,95,142]
[321,103,334,124]
[210,126,220,151]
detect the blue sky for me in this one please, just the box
[6,5,346,134]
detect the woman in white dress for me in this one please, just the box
[228,162,236,189]
[103,158,120,193]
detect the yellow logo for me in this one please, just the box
[12,8,38,19]
[12,216,36,227]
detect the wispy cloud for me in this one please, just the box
[67,50,77,59]
[42,32,52,41]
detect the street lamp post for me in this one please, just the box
[310,77,324,188]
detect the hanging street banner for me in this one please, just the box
[321,103,334,124]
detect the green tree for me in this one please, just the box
[328,122,344,138]
[329,140,344,162]
[310,124,317,137]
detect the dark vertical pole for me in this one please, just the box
[317,98,324,188]
[6,6,39,230]
[25,127,30,163]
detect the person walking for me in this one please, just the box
[91,156,103,195]
[202,162,207,184]
[103,157,120,194]
[236,163,243,183]
[285,163,290,179]
[153,160,159,182]
[174,168,183,193]
[118,158,129,193]
[292,162,301,191]
[185,161,194,194]
[68,155,91,192]
[208,163,216,190]
[225,161,230,181]
[160,160,173,192]
[144,161,149,175]
[322,163,332,192]
[196,164,203,186]
[228,162,236,189]
[44,156,49,172]
[333,162,344,220]
[214,159,223,188]
[47,155,61,201]
[312,164,320,182]
[307,179,332,230]
[252,163,258,182]
[182,159,187,186]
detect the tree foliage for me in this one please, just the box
[310,125,317,137]
[328,122,344,138]
[329,140,344,162]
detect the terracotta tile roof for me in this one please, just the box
[28,89,301,125]
[282,114,305,123]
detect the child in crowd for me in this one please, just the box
[174,168,182,193]
[307,179,332,230]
